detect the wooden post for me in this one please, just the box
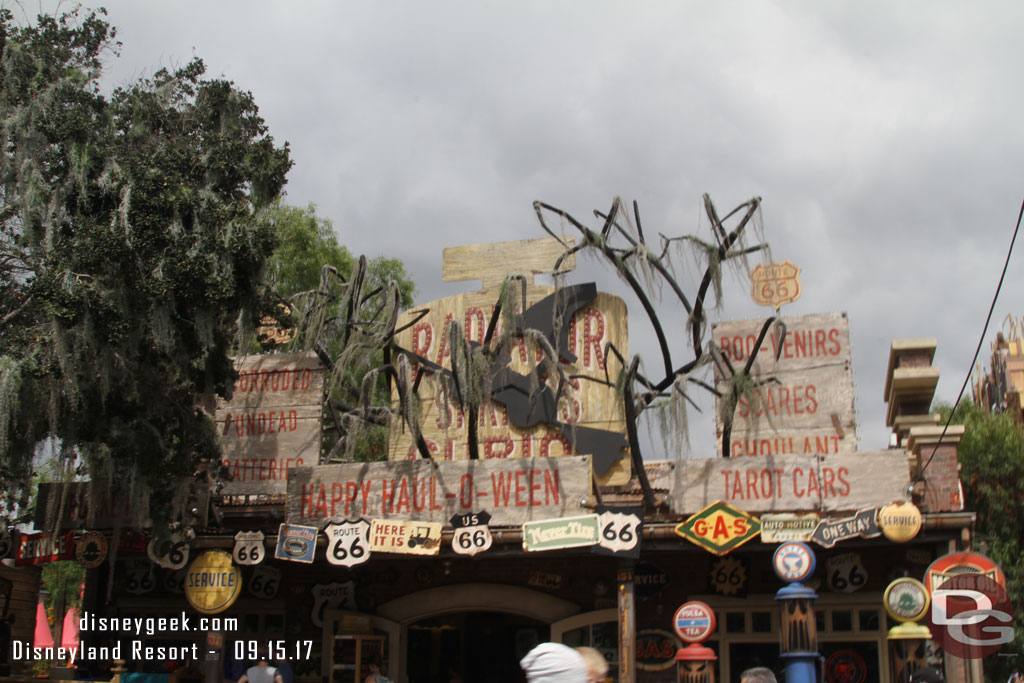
[617,564,636,683]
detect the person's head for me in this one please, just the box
[910,666,945,683]
[574,647,608,683]
[366,656,382,674]
[520,643,588,683]
[740,667,777,683]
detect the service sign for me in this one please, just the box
[672,452,910,514]
[675,501,761,555]
[184,550,242,615]
[712,313,856,457]
[523,514,600,552]
[387,244,631,487]
[274,523,317,564]
[287,456,591,527]
[215,352,325,496]
[877,501,922,542]
[15,531,74,566]
[325,520,372,566]
[369,519,442,556]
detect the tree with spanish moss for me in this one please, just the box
[0,8,291,530]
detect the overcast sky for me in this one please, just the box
[22,1,1024,459]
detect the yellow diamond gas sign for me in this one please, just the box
[675,501,761,555]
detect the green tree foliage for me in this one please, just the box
[938,400,1024,678]
[0,8,290,528]
[261,202,415,461]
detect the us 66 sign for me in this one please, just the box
[451,512,492,556]
[233,531,266,565]
[597,510,642,553]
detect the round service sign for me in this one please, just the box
[673,601,716,644]
[184,550,242,615]
[772,541,816,583]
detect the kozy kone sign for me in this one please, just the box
[287,456,591,527]
[713,312,856,456]
[214,352,324,496]
[671,452,910,514]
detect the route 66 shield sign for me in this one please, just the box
[233,530,266,566]
[597,510,642,553]
[324,520,371,567]
[452,525,492,556]
[750,261,801,308]
[146,534,189,570]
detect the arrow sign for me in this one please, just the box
[811,508,880,548]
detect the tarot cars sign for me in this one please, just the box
[712,312,856,457]
[214,352,324,496]
[387,239,630,486]
[671,452,911,514]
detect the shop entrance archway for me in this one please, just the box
[376,583,582,683]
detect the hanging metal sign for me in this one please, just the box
[772,542,816,583]
[184,550,242,615]
[825,552,867,593]
[15,531,74,566]
[232,530,266,566]
[123,559,155,595]
[274,523,317,564]
[325,520,372,567]
[884,578,930,623]
[673,601,716,643]
[750,261,802,308]
[877,501,922,542]
[522,514,600,552]
[674,501,761,555]
[760,513,819,543]
[596,510,642,553]
[810,508,881,548]
[147,534,189,570]
[708,556,748,597]
[369,519,442,556]
[311,581,357,627]
[450,511,492,557]
[248,565,281,600]
[76,531,107,569]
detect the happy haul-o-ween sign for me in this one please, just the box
[388,238,631,485]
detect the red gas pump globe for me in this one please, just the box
[673,601,716,643]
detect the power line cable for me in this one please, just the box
[918,197,1024,479]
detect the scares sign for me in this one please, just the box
[713,312,856,457]
[386,238,630,486]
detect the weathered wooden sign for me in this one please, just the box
[215,352,324,496]
[671,451,910,514]
[387,238,630,486]
[713,312,856,457]
[287,456,591,527]
[35,482,150,530]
